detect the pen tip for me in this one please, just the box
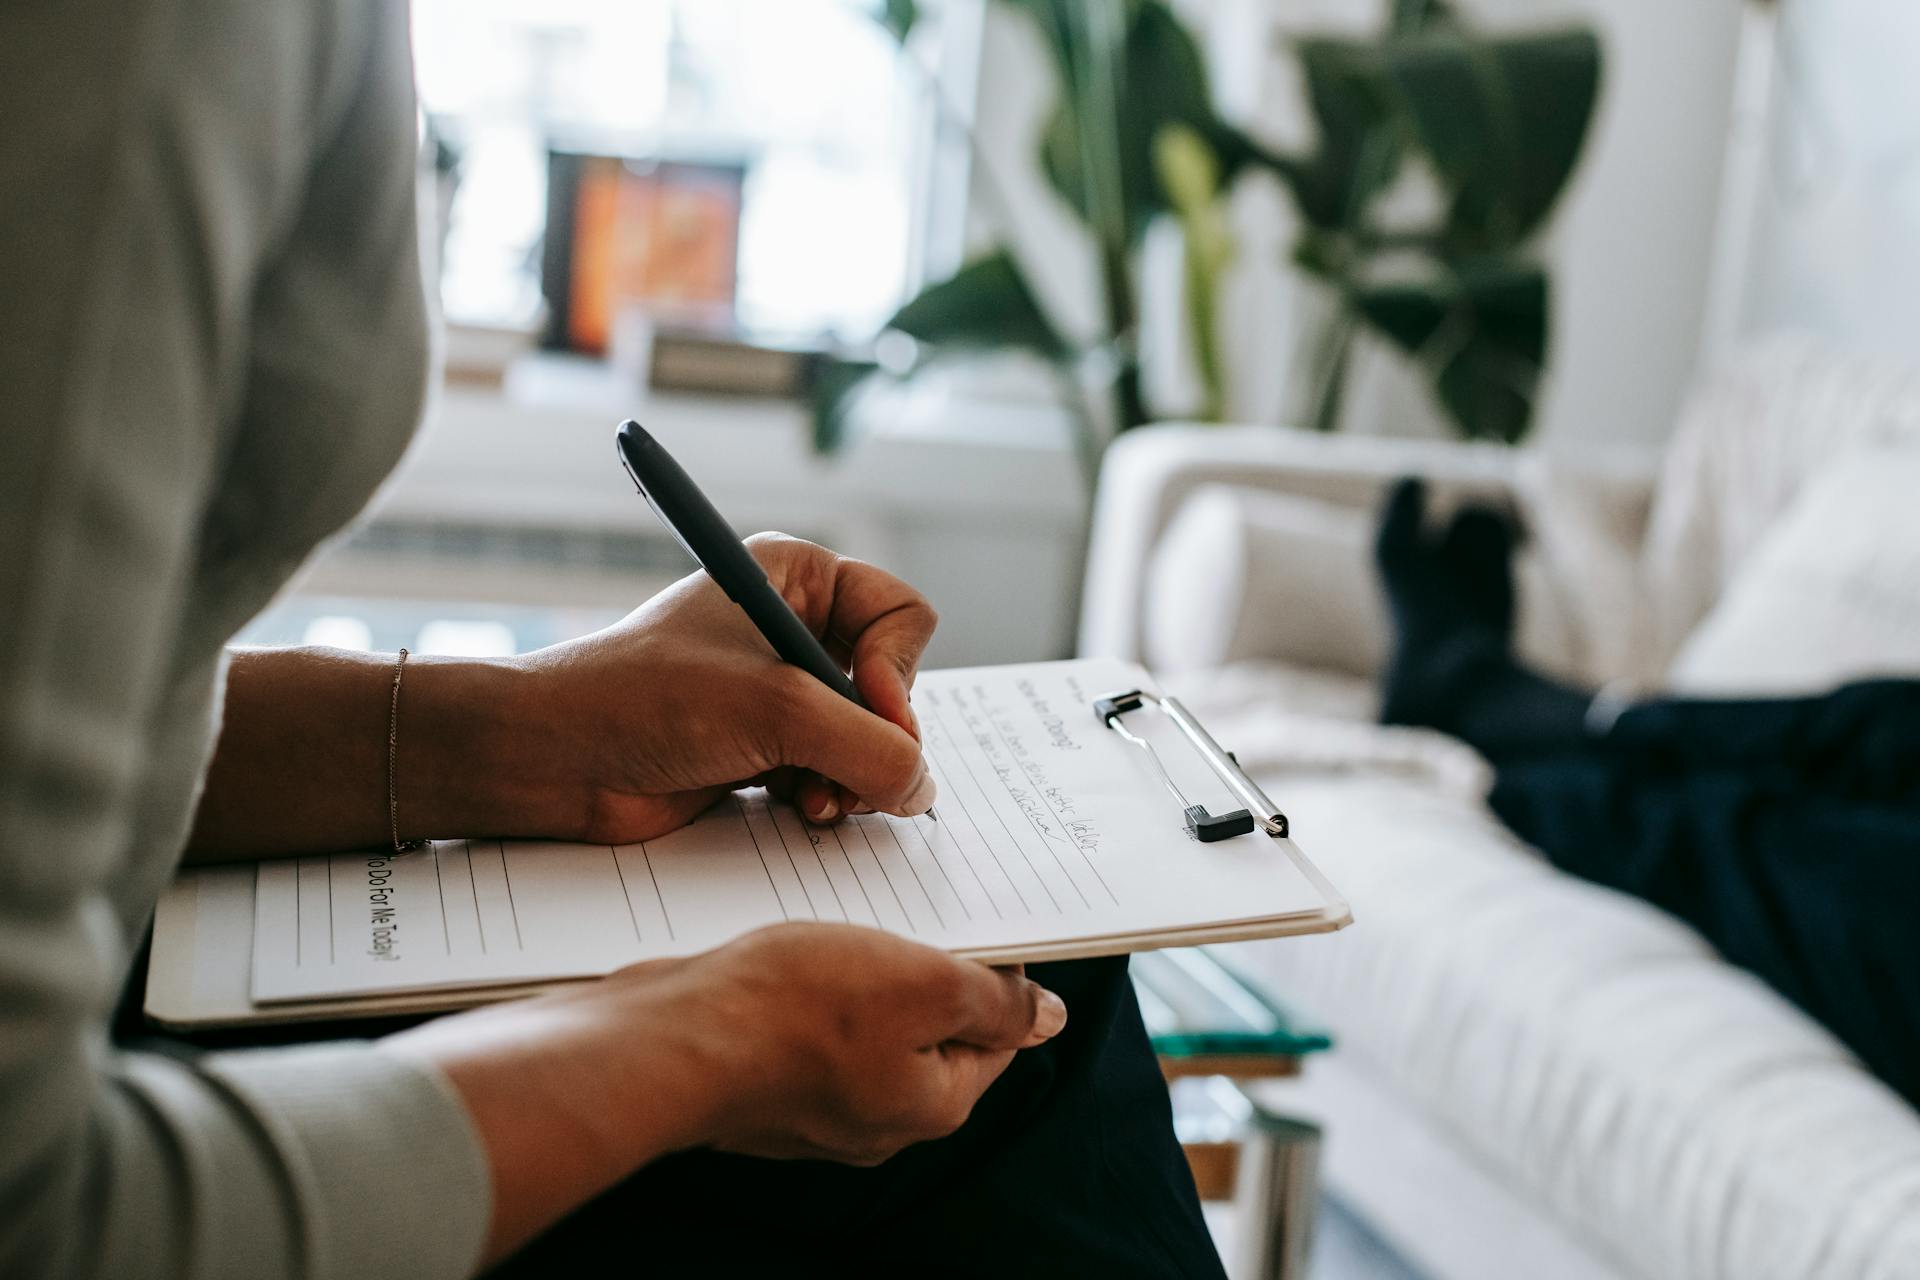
[926,807,941,824]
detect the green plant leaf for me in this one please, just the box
[811,248,1085,454]
[1269,8,1596,445]
[1285,38,1403,234]
[1116,3,1221,233]
[1389,0,1456,34]
[1379,27,1600,252]
[1000,0,1146,81]
[1207,120,1306,193]
[807,357,882,454]
[1154,123,1233,419]
[880,0,918,41]
[1487,30,1601,241]
[887,248,1073,361]
[1022,0,1236,248]
[1350,259,1547,443]
[1009,0,1131,250]
[1289,230,1347,282]
[1351,281,1449,352]
[1039,97,1096,238]
[1154,126,1225,249]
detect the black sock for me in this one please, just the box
[1373,478,1591,760]
[1374,477,1516,730]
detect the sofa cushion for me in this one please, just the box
[1143,482,1604,681]
[1637,338,1920,679]
[1172,664,1920,1280]
[1145,486,1387,678]
[1666,448,1920,694]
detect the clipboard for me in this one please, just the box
[146,658,1351,1031]
[1094,687,1288,843]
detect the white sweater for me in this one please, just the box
[0,1,489,1275]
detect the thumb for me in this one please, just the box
[776,673,938,817]
[943,965,1068,1051]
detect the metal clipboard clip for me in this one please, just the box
[1093,689,1290,843]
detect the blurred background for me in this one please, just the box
[241,4,1920,1277]
[248,0,1911,671]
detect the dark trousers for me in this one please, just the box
[124,955,1224,1278]
[1471,678,1920,1108]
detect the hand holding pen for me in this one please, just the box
[613,420,940,826]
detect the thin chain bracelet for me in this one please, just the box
[388,648,427,854]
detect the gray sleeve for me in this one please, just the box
[0,2,490,1277]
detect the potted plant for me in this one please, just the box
[815,0,1601,474]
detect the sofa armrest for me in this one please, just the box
[1078,424,1527,663]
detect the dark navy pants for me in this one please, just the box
[1477,679,1920,1108]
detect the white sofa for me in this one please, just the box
[1080,338,1920,1280]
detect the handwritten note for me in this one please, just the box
[250,658,1329,1004]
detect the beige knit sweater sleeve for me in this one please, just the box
[0,2,490,1276]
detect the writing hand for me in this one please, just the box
[188,535,932,859]
[499,532,937,842]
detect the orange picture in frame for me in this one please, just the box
[566,157,743,353]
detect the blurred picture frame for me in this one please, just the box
[541,152,746,354]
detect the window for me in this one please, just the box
[412,0,970,339]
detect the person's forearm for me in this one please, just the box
[384,970,722,1267]
[186,647,580,860]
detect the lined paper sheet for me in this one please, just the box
[251,658,1330,1004]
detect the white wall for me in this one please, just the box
[1725,0,1920,355]
[1517,0,1744,451]
[967,4,1106,346]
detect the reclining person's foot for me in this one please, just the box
[1374,477,1522,732]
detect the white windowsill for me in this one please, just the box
[335,354,1091,666]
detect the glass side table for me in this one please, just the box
[1133,947,1331,1280]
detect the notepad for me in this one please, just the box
[147,658,1348,1028]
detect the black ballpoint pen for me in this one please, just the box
[615,420,938,822]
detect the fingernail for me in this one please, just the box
[1032,988,1067,1039]
[808,796,839,823]
[904,765,937,816]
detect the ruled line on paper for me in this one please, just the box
[874,817,950,931]
[432,845,450,954]
[772,805,844,921]
[756,796,818,920]
[821,821,881,927]
[892,814,973,922]
[924,746,1027,916]
[954,685,1093,909]
[496,842,525,949]
[967,686,1118,908]
[926,699,1064,913]
[609,845,645,942]
[847,817,920,934]
[734,795,792,921]
[639,843,674,940]
[466,840,487,955]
